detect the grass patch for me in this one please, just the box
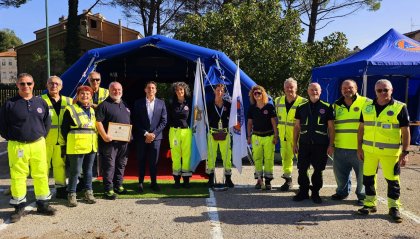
[92,179,209,199]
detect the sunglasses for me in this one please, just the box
[376,88,390,93]
[90,78,101,82]
[19,82,33,86]
[253,91,262,96]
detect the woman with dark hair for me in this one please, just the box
[168,82,193,188]
[61,85,97,207]
[247,85,278,190]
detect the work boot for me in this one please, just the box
[255,178,263,189]
[357,206,377,215]
[264,178,272,190]
[311,191,322,204]
[10,203,26,223]
[114,186,128,195]
[293,190,309,201]
[279,177,292,192]
[173,175,181,189]
[208,173,215,188]
[67,193,78,207]
[36,201,56,216]
[55,187,67,199]
[104,190,117,200]
[225,175,234,188]
[389,207,403,223]
[84,190,96,204]
[182,176,191,189]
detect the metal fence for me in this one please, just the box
[0,89,44,107]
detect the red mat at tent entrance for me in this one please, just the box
[107,137,207,180]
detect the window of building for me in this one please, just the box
[90,19,97,29]
[1,60,5,66]
[9,60,13,66]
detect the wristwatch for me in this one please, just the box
[401,150,409,155]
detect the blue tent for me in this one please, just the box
[61,35,255,108]
[312,28,420,144]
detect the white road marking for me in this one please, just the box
[206,189,224,239]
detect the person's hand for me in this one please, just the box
[327,146,334,157]
[247,137,251,145]
[357,148,364,161]
[149,133,156,141]
[399,153,409,167]
[272,136,278,145]
[103,134,112,143]
[145,133,154,142]
[293,144,299,155]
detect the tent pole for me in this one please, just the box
[362,73,367,96]
[405,77,409,104]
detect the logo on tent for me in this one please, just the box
[395,39,420,51]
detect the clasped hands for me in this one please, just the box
[145,132,156,143]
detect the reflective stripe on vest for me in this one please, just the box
[334,95,370,149]
[275,95,307,142]
[66,104,98,154]
[362,100,404,156]
[41,94,73,145]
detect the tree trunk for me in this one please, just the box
[64,0,80,65]
[307,0,319,43]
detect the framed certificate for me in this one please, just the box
[107,122,132,142]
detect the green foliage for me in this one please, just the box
[0,0,29,8]
[175,1,350,96]
[25,48,66,89]
[0,29,23,52]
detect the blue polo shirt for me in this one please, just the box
[0,95,51,141]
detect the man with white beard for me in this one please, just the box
[96,82,131,200]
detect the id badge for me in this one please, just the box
[18,149,24,158]
[382,124,391,129]
[218,120,223,130]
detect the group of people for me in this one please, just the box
[0,72,410,224]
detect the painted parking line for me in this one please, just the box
[206,189,224,239]
[0,151,7,157]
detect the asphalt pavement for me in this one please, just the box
[0,138,419,239]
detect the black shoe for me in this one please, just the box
[114,186,128,195]
[264,178,272,190]
[208,173,215,188]
[150,183,161,192]
[279,177,292,191]
[55,187,67,199]
[225,175,234,188]
[36,201,56,216]
[293,191,309,201]
[182,176,191,189]
[10,204,26,223]
[138,183,144,193]
[389,207,403,223]
[104,190,117,200]
[357,206,377,215]
[255,179,263,190]
[311,192,322,204]
[331,193,348,201]
[173,175,181,189]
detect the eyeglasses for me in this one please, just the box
[19,82,33,86]
[48,82,61,86]
[90,78,101,82]
[253,91,262,96]
[376,88,390,93]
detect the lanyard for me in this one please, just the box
[214,103,224,129]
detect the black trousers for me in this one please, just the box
[136,140,161,184]
[297,143,328,193]
[99,141,129,192]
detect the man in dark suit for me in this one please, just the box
[133,81,167,192]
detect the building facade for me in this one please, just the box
[0,49,17,84]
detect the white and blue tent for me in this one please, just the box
[312,29,420,144]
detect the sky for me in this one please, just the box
[0,0,419,49]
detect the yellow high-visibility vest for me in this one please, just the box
[97,87,109,104]
[362,100,404,156]
[41,94,73,146]
[65,104,98,154]
[275,95,307,142]
[334,95,371,149]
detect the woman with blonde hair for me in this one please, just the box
[247,85,278,190]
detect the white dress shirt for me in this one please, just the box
[146,97,155,122]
